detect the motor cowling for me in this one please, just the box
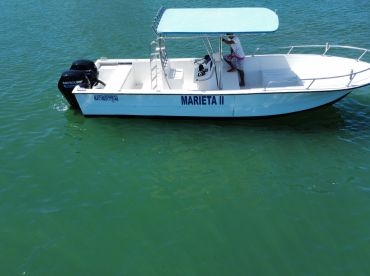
[57,69,90,109]
[70,59,99,86]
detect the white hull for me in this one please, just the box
[71,51,370,117]
[76,90,351,117]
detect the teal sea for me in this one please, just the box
[1,0,370,275]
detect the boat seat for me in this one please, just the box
[222,71,240,90]
[262,69,302,88]
[168,68,183,78]
[167,68,184,88]
[160,63,184,89]
[194,57,214,82]
[194,57,218,90]
[104,65,132,91]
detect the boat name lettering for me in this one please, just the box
[181,95,224,105]
[94,95,119,102]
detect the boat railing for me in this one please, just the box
[286,43,369,62]
[263,66,370,90]
[254,43,369,62]
[255,44,370,90]
[303,66,370,90]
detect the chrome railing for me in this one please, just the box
[264,66,370,90]
[254,44,370,90]
[254,43,369,62]
[285,43,369,62]
[304,66,370,90]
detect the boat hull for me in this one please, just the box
[75,89,352,117]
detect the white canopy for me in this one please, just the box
[155,7,279,36]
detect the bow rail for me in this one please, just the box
[254,43,369,62]
[255,44,370,90]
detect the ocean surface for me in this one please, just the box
[1,0,369,275]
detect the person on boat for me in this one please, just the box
[222,33,246,86]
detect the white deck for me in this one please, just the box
[90,53,369,94]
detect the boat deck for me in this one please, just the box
[91,54,370,94]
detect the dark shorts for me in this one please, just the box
[224,54,245,70]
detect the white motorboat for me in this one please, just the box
[57,7,370,117]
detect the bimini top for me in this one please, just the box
[154,7,279,36]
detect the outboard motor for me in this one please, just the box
[57,70,90,109]
[70,59,99,86]
[58,59,105,109]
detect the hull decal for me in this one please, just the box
[181,95,224,106]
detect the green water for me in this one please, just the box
[1,0,370,275]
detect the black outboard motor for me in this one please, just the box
[58,59,105,109]
[70,59,99,86]
[57,70,90,109]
